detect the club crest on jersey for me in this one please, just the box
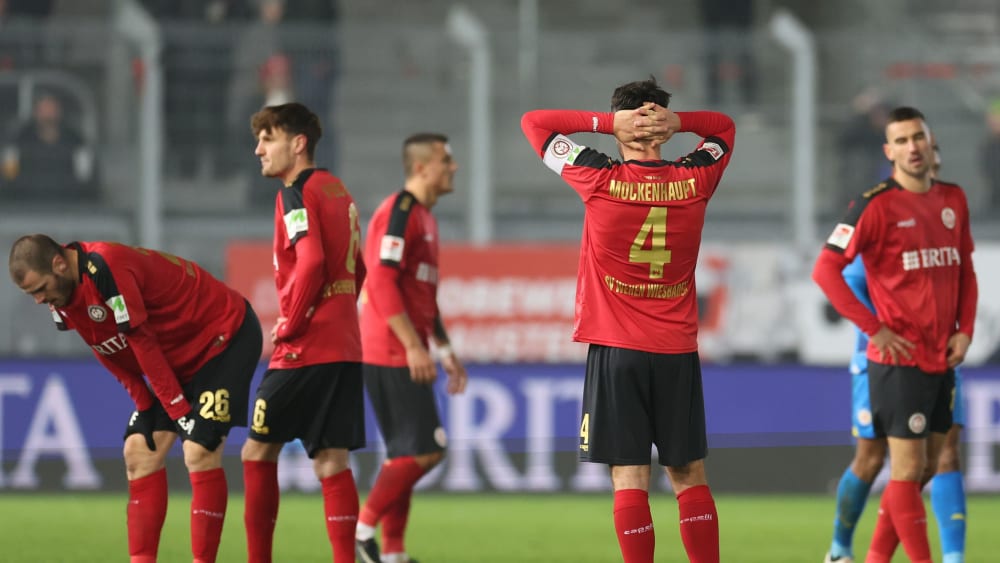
[88,305,108,322]
[106,294,130,324]
[941,207,956,229]
[908,412,927,434]
[826,223,855,249]
[857,408,872,427]
[380,235,405,262]
[700,142,724,160]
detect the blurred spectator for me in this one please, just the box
[231,0,339,208]
[699,0,757,107]
[1,92,98,203]
[143,0,251,179]
[835,89,892,213]
[979,97,1000,215]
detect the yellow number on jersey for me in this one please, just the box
[345,202,361,274]
[629,207,671,279]
[251,399,269,435]
[198,389,232,423]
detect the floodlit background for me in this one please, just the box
[1,4,999,556]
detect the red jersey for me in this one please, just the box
[521,109,735,353]
[51,241,247,419]
[813,178,978,373]
[359,190,440,366]
[271,168,365,369]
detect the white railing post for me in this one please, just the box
[114,0,163,249]
[447,5,494,245]
[770,10,817,255]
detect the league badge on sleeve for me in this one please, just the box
[380,235,405,263]
[700,142,725,160]
[826,223,855,249]
[106,294,130,324]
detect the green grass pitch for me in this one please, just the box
[3,493,997,561]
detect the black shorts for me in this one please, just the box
[364,364,446,458]
[579,344,707,467]
[868,361,953,438]
[247,361,366,457]
[124,301,263,450]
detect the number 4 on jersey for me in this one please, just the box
[630,207,671,279]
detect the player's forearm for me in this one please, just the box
[956,261,978,339]
[520,109,613,155]
[842,272,876,315]
[813,250,882,336]
[676,111,735,147]
[387,312,425,351]
[432,314,450,346]
[127,326,190,419]
[99,355,155,411]
[278,241,326,341]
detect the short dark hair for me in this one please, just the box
[886,106,925,126]
[611,75,672,112]
[402,132,449,177]
[9,234,64,284]
[250,103,323,160]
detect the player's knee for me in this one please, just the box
[853,454,885,482]
[936,447,961,473]
[123,439,165,479]
[416,450,444,470]
[183,439,224,472]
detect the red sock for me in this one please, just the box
[867,491,899,563]
[243,461,279,563]
[886,480,932,563]
[127,468,168,563]
[322,469,359,562]
[359,456,425,527]
[189,468,228,563]
[382,488,413,555]
[613,489,655,563]
[677,485,720,563]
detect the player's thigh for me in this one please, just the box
[649,351,708,468]
[868,361,951,439]
[183,307,263,451]
[364,364,444,458]
[579,344,656,466]
[249,363,366,457]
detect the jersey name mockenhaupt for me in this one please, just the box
[824,178,977,373]
[534,112,734,355]
[271,168,363,368]
[360,189,440,367]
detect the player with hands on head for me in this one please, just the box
[354,132,468,563]
[521,76,735,563]
[9,234,263,563]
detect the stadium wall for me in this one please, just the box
[2,361,999,494]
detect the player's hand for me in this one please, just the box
[946,332,971,367]
[870,325,915,364]
[613,102,679,149]
[271,316,287,344]
[174,409,200,441]
[405,344,437,385]
[126,408,157,451]
[441,353,468,395]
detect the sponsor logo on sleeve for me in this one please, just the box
[826,223,855,249]
[106,295,130,324]
[380,235,405,262]
[700,142,725,160]
[283,208,309,239]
